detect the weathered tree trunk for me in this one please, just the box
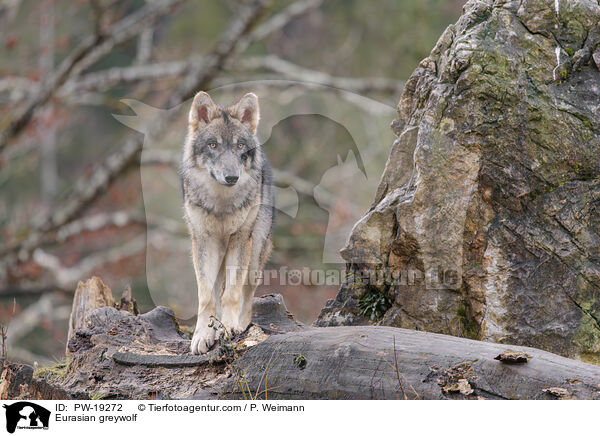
[66,277,115,355]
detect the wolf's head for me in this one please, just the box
[184,91,260,186]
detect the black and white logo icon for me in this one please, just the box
[3,402,50,433]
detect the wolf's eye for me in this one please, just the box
[237,140,246,149]
[208,142,217,149]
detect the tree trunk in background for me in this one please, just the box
[39,0,57,208]
[317,0,600,364]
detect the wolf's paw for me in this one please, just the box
[190,325,216,354]
[225,320,249,337]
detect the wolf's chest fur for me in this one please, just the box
[184,198,259,240]
[183,169,260,238]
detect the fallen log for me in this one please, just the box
[230,327,600,399]
[6,277,600,400]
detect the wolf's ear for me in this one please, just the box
[189,91,218,130]
[232,93,259,134]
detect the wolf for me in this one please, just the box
[180,91,274,354]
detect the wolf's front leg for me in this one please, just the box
[238,238,271,331]
[190,237,224,354]
[221,233,252,335]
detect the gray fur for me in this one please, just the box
[180,91,274,354]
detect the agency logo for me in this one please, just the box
[2,402,50,433]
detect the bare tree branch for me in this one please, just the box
[136,27,155,65]
[33,235,147,289]
[28,225,188,292]
[55,210,186,242]
[0,0,186,158]
[0,210,187,297]
[89,0,107,36]
[167,0,271,107]
[237,0,323,53]
[70,0,185,78]
[0,77,34,101]
[5,293,72,365]
[4,54,403,105]
[61,59,200,94]
[55,211,143,242]
[0,0,272,264]
[0,285,67,298]
[0,0,326,108]
[235,55,405,94]
[140,148,181,166]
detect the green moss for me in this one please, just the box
[548,179,568,193]
[572,277,600,364]
[90,391,106,400]
[573,162,595,181]
[455,305,479,340]
[33,356,71,380]
[583,120,591,129]
[178,324,194,339]
[359,288,392,321]
[573,314,600,365]
[565,47,574,56]
[293,354,307,370]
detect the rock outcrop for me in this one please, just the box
[317,0,600,364]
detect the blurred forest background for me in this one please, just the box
[0,0,464,365]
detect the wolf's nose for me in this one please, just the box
[225,175,239,185]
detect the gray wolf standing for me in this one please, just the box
[180,91,274,354]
